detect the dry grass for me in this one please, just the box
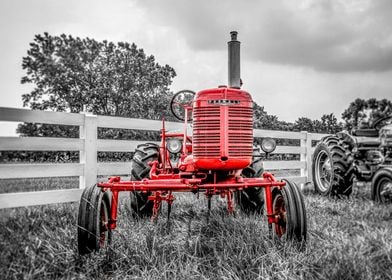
[1,182,392,279]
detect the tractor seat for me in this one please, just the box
[352,128,379,137]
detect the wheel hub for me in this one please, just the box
[380,181,392,201]
[322,159,332,181]
[315,150,333,192]
[273,195,286,237]
[99,207,109,247]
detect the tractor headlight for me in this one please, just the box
[261,137,276,154]
[167,139,182,153]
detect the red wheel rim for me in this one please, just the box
[99,202,109,247]
[273,193,287,237]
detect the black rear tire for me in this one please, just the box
[371,168,392,203]
[235,147,265,214]
[77,184,112,255]
[312,135,353,196]
[270,179,307,250]
[129,143,160,217]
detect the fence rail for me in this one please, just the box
[0,106,326,209]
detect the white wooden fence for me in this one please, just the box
[0,107,326,209]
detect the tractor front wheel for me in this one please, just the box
[371,168,392,203]
[270,179,307,249]
[77,184,112,255]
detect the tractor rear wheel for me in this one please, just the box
[129,143,160,217]
[270,179,307,249]
[235,147,265,214]
[371,168,392,203]
[77,184,112,255]
[312,135,354,196]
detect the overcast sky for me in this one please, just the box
[1,0,392,135]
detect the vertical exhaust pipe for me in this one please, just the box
[228,31,241,89]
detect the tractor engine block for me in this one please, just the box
[192,86,253,170]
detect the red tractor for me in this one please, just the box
[77,32,307,255]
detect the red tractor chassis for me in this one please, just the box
[98,170,285,229]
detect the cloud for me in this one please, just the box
[137,0,392,72]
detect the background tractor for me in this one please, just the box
[77,32,307,255]
[312,115,392,202]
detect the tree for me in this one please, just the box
[294,117,314,132]
[320,113,342,134]
[312,119,323,133]
[17,33,176,137]
[342,98,392,131]
[253,103,282,130]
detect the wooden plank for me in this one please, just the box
[275,176,307,184]
[0,189,83,209]
[254,129,305,140]
[274,145,305,154]
[0,137,305,154]
[97,140,160,152]
[0,164,84,179]
[263,160,305,170]
[0,107,84,126]
[98,162,131,176]
[98,140,304,154]
[0,137,83,151]
[97,115,184,131]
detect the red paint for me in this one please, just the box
[193,87,253,170]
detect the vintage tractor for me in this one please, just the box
[312,115,392,202]
[77,32,307,255]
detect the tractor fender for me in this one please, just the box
[336,131,356,148]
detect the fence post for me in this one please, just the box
[300,131,307,183]
[79,113,98,189]
[299,131,313,189]
[305,133,313,183]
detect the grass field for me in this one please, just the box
[1,181,392,279]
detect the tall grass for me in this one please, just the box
[1,184,391,279]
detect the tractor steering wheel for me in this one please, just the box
[170,90,196,121]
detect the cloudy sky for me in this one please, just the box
[1,0,392,135]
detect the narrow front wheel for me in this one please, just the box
[77,184,112,255]
[270,179,307,249]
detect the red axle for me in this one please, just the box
[98,172,285,229]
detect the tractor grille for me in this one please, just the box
[228,107,253,157]
[193,106,253,159]
[193,106,221,157]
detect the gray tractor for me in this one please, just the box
[312,116,392,202]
